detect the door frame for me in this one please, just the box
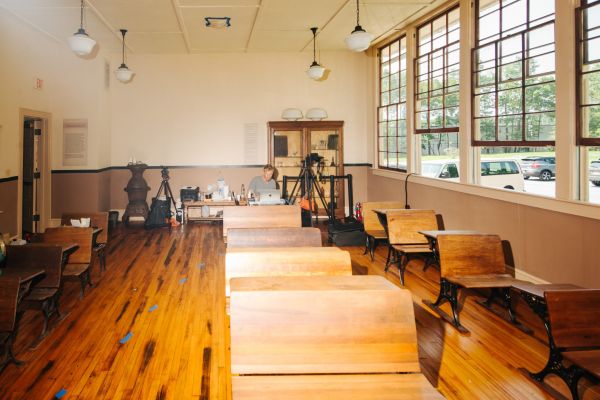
[18,108,52,237]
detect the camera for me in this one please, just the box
[305,153,324,165]
[161,167,170,180]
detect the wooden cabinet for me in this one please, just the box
[268,121,344,216]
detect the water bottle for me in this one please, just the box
[240,184,246,200]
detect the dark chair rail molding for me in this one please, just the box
[0,176,18,183]
[51,163,373,174]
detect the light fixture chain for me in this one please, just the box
[313,29,316,62]
[80,0,84,30]
[356,0,360,26]
[121,30,126,64]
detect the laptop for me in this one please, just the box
[257,189,283,204]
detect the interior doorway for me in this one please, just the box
[19,109,51,237]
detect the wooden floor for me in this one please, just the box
[1,223,598,399]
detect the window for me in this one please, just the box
[473,0,556,146]
[577,0,600,145]
[378,36,407,170]
[415,6,460,175]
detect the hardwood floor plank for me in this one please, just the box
[1,223,598,400]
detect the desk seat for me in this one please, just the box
[232,374,444,400]
[392,244,433,253]
[563,350,600,379]
[449,274,525,289]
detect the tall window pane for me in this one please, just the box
[473,0,556,147]
[578,0,600,145]
[378,36,407,170]
[416,6,460,178]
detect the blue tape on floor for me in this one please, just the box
[149,304,158,312]
[179,277,187,284]
[55,388,67,399]
[119,332,133,344]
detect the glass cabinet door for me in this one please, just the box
[268,121,344,217]
[308,129,343,215]
[273,129,303,198]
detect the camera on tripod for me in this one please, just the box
[145,166,182,228]
[161,167,170,180]
[305,153,324,165]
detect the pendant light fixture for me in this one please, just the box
[114,29,134,83]
[306,27,325,80]
[68,0,97,56]
[345,0,373,52]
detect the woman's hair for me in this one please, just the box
[263,164,274,171]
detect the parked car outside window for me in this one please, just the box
[520,156,555,181]
[589,160,600,187]
[421,159,525,191]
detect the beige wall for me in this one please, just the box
[368,171,600,287]
[109,51,372,166]
[0,8,112,175]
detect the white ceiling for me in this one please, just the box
[0,0,444,54]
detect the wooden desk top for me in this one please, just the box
[26,242,78,254]
[373,208,405,216]
[512,282,584,299]
[185,200,247,207]
[0,267,45,282]
[419,230,483,239]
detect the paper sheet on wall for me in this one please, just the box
[244,123,258,165]
[63,119,88,166]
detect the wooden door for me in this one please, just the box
[22,119,42,235]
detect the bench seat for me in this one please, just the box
[232,374,444,400]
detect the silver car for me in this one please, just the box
[520,157,555,181]
[590,161,600,187]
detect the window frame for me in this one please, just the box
[414,4,461,135]
[576,0,600,146]
[377,34,408,172]
[471,0,557,147]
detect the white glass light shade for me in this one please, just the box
[281,108,303,121]
[68,30,97,56]
[345,28,373,52]
[306,108,328,121]
[114,64,134,83]
[306,63,325,80]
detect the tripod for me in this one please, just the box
[146,167,178,228]
[283,154,333,223]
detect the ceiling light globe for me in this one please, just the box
[68,30,97,56]
[306,63,325,80]
[345,27,373,52]
[114,65,134,83]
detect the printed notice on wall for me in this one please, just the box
[63,119,88,166]
[244,123,258,164]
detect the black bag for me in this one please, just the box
[145,198,171,228]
